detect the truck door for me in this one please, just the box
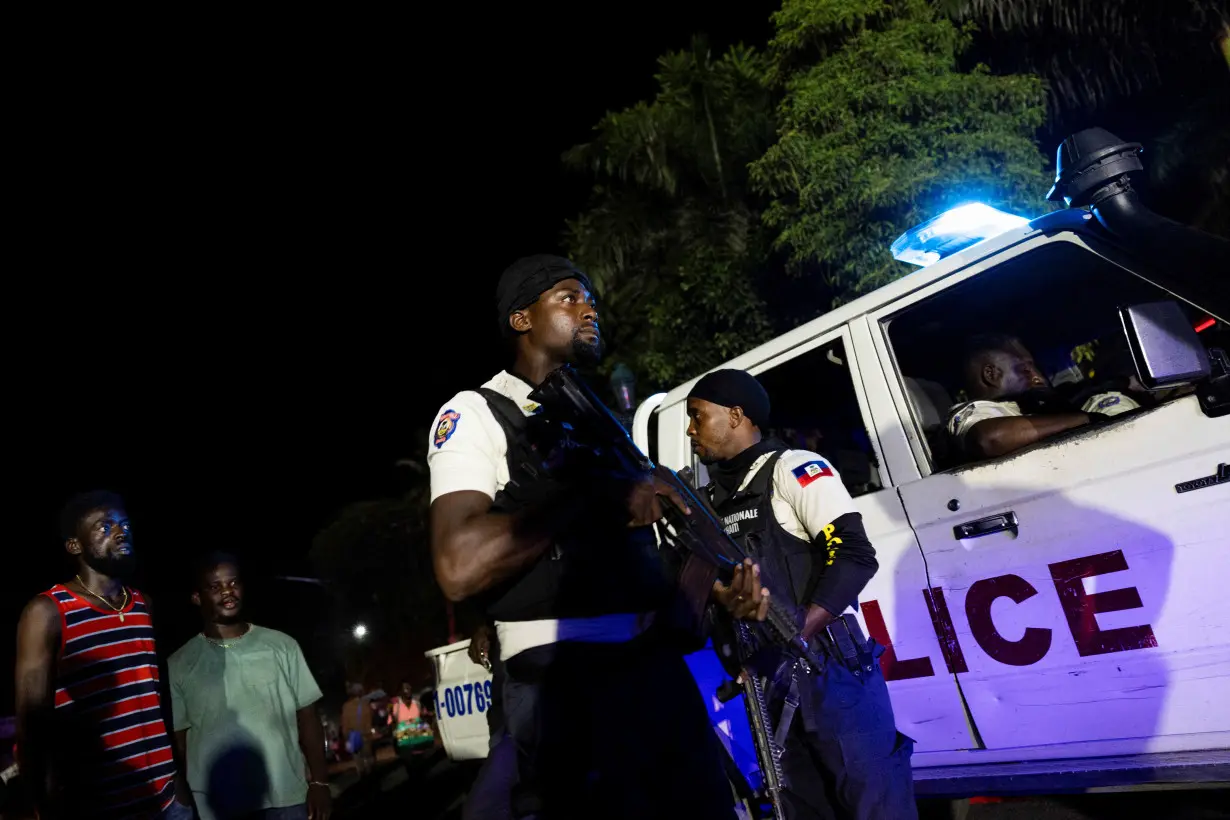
[740,327,974,754]
[873,235,1230,757]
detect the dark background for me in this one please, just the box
[4,2,781,710]
[6,2,1220,710]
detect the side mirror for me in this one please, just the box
[1120,301,1210,389]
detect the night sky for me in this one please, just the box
[4,3,781,706]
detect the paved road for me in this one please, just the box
[333,751,478,820]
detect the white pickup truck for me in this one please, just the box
[428,128,1230,799]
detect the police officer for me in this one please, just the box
[686,369,917,820]
[428,255,737,820]
[947,334,1139,459]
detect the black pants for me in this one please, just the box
[464,652,515,820]
[776,647,916,820]
[464,731,517,820]
[501,636,737,820]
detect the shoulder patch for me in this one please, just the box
[791,460,833,488]
[433,409,461,448]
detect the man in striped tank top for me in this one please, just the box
[14,490,192,819]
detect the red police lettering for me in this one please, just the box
[863,551,1158,683]
[1049,550,1158,657]
[861,599,934,680]
[965,574,1053,666]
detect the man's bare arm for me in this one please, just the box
[967,413,1090,458]
[296,705,332,819]
[296,705,329,785]
[430,490,583,602]
[430,465,688,602]
[15,596,61,817]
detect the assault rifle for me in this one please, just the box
[721,624,792,820]
[528,365,827,818]
[528,364,829,671]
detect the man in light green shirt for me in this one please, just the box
[169,553,331,820]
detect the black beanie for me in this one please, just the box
[496,254,595,335]
[687,369,770,427]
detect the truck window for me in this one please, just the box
[752,339,883,497]
[883,241,1224,470]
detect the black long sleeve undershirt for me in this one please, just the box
[806,511,877,617]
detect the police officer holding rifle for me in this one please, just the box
[687,369,917,820]
[428,255,750,820]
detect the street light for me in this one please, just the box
[353,623,368,640]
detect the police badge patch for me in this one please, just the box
[434,410,461,448]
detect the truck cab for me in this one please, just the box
[635,131,1230,794]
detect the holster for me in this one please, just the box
[823,613,877,677]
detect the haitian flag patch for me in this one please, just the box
[792,460,833,488]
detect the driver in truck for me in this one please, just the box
[946,334,1139,459]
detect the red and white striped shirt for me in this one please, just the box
[43,583,177,818]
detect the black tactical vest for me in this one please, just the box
[474,388,673,622]
[707,451,816,610]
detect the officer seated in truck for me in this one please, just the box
[947,334,1140,460]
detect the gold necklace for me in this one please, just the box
[204,623,252,649]
[75,575,130,622]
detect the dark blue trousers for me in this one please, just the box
[500,636,737,820]
[776,645,916,820]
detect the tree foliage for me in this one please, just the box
[750,0,1050,304]
[308,479,455,686]
[564,38,779,389]
[939,0,1228,114]
[939,0,1230,236]
[568,4,1056,386]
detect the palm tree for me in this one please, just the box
[563,38,780,387]
[940,0,1227,113]
[940,0,1229,235]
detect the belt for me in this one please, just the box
[495,612,655,661]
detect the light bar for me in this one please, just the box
[891,203,1030,267]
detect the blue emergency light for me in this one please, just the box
[890,203,1030,267]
